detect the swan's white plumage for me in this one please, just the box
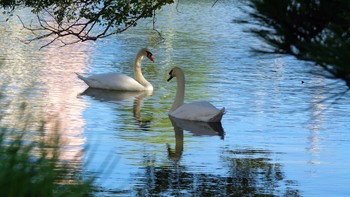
[170,101,225,122]
[76,48,154,91]
[77,73,147,91]
[167,67,225,122]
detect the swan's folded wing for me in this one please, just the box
[81,73,145,91]
[170,101,224,122]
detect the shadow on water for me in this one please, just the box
[79,88,153,103]
[170,116,225,139]
[167,116,225,162]
[131,117,301,196]
[133,150,300,196]
[79,88,153,130]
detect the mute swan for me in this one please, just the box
[76,48,154,91]
[167,67,225,122]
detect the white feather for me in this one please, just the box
[171,101,225,122]
[77,73,146,91]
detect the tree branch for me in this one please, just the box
[12,0,174,48]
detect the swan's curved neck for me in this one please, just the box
[134,50,152,90]
[170,71,185,112]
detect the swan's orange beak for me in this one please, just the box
[148,56,154,62]
[146,52,154,62]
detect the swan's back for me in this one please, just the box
[169,101,225,122]
[77,73,148,91]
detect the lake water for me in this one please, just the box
[1,1,350,196]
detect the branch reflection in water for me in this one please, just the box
[136,129,300,196]
[79,88,153,129]
[167,116,225,162]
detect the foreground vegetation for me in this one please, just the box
[0,111,94,197]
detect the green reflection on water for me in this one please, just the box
[131,144,300,196]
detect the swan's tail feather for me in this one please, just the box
[75,72,91,86]
[209,107,225,122]
[75,72,85,80]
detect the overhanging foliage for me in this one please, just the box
[237,0,350,87]
[1,0,174,47]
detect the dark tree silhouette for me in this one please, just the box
[237,0,350,87]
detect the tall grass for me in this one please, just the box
[0,106,94,197]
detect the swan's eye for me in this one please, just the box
[169,69,173,75]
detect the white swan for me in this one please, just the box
[76,48,154,91]
[167,67,225,122]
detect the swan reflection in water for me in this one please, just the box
[167,116,225,162]
[79,88,153,129]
